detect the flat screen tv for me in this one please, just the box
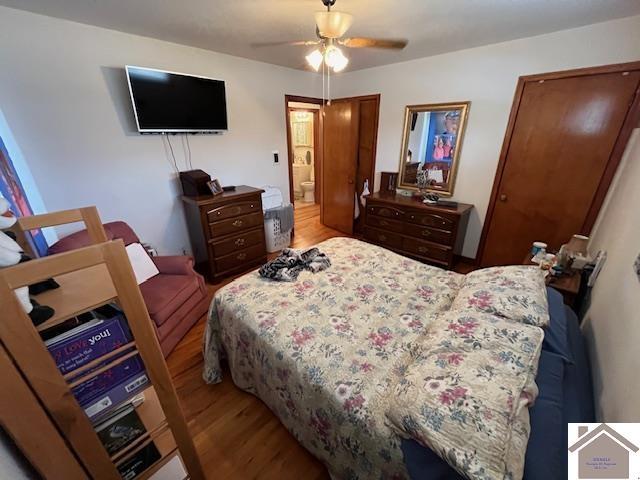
[126,66,228,133]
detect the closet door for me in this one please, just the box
[480,66,640,266]
[322,99,359,235]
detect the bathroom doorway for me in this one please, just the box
[285,95,323,224]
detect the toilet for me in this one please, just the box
[301,181,315,203]
[292,163,311,199]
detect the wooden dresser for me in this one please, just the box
[182,186,267,282]
[364,192,473,269]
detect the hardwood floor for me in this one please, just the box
[167,205,338,479]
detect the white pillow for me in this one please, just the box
[125,242,159,285]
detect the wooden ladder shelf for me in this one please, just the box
[0,208,204,480]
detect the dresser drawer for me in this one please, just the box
[207,200,261,223]
[209,211,263,237]
[406,210,456,229]
[364,227,403,250]
[403,223,454,246]
[366,215,404,233]
[402,238,451,264]
[215,243,265,273]
[211,228,264,257]
[367,204,405,220]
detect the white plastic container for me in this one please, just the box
[264,216,291,253]
[262,186,284,210]
[261,187,292,253]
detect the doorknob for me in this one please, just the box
[499,194,507,202]
[347,178,354,185]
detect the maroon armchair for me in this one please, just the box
[48,221,209,357]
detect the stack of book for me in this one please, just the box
[45,311,151,458]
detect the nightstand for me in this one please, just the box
[523,254,581,308]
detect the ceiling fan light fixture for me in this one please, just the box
[332,53,349,72]
[305,49,323,71]
[323,45,342,68]
[314,11,353,38]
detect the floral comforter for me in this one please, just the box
[203,237,544,480]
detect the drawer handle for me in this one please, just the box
[379,220,389,226]
[418,246,430,254]
[235,238,246,247]
[217,211,222,216]
[379,234,387,242]
[421,230,431,237]
[250,204,254,208]
[237,253,247,260]
[232,219,244,227]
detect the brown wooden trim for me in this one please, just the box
[520,61,640,83]
[0,342,89,480]
[312,108,321,205]
[284,98,295,206]
[477,62,640,266]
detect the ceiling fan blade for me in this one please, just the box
[339,37,408,49]
[251,40,320,48]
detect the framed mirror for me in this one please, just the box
[397,102,470,196]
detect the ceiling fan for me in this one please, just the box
[254,0,408,73]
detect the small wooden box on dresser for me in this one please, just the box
[182,185,267,282]
[365,192,473,269]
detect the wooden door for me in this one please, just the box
[480,66,640,266]
[322,99,359,234]
[354,96,380,234]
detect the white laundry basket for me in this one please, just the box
[262,187,292,253]
[264,216,291,253]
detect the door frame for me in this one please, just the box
[285,95,324,207]
[477,61,640,266]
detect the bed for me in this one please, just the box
[203,237,594,480]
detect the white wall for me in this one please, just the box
[333,15,640,258]
[0,6,320,254]
[582,129,640,422]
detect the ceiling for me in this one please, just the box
[2,0,639,71]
